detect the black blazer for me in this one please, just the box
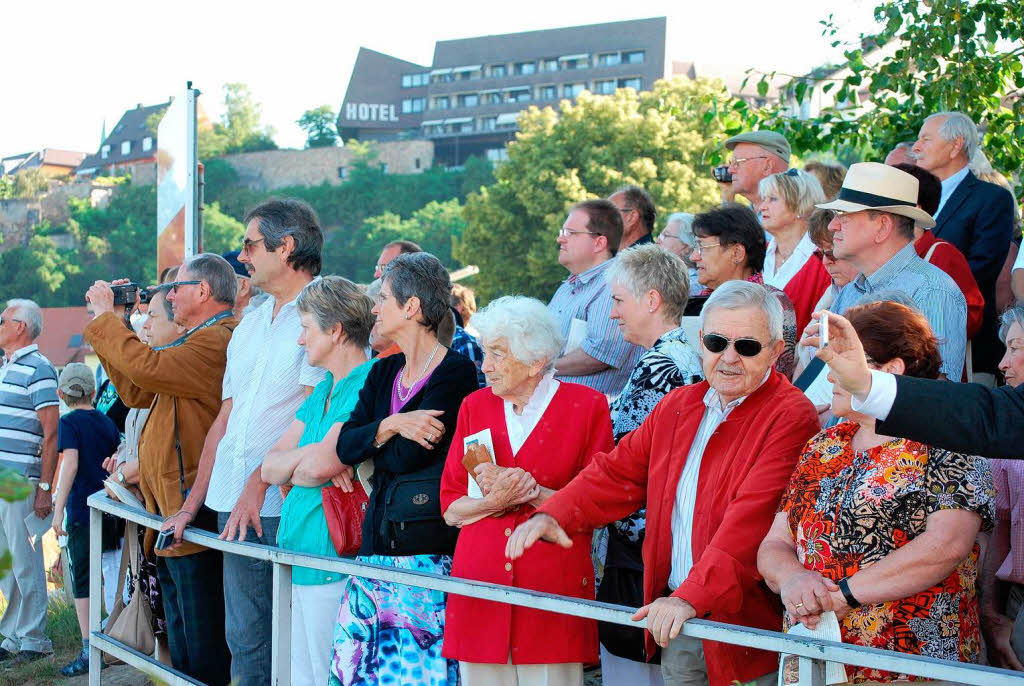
[336,349,479,555]
[877,374,1024,459]
[933,171,1016,372]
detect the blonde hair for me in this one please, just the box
[758,170,827,219]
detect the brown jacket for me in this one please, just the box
[85,311,237,557]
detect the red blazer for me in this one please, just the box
[782,254,833,335]
[915,231,985,339]
[440,382,614,665]
[540,370,820,686]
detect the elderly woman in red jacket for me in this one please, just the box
[441,295,614,685]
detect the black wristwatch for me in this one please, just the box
[839,577,861,609]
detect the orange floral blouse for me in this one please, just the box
[779,422,995,683]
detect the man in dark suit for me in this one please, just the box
[913,111,1016,376]
[806,311,1024,459]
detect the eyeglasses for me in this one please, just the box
[165,280,201,293]
[241,237,266,254]
[617,206,636,215]
[692,241,722,256]
[728,156,770,168]
[558,228,599,238]
[813,248,837,262]
[702,333,765,357]
[658,232,681,242]
[0,316,23,326]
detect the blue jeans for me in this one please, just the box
[217,511,280,686]
[156,550,231,685]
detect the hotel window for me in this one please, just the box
[507,88,530,103]
[489,64,506,78]
[401,97,426,114]
[514,61,536,76]
[481,116,498,131]
[618,77,642,90]
[401,72,429,88]
[338,166,349,179]
[597,53,621,67]
[101,144,110,159]
[623,50,645,64]
[541,58,559,72]
[486,148,509,163]
[457,93,479,107]
[484,92,503,105]
[142,136,153,152]
[538,85,557,101]
[433,96,450,110]
[594,79,616,95]
[561,56,588,70]
[121,140,132,155]
[563,83,585,98]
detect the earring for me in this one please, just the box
[404,314,410,320]
[648,308,655,313]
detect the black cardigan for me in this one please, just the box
[336,349,479,555]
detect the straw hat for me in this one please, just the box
[816,162,936,229]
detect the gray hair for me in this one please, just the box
[296,276,374,349]
[606,243,691,324]
[366,278,383,301]
[855,289,921,312]
[384,252,451,334]
[666,212,696,246]
[999,305,1024,343]
[184,253,237,307]
[243,198,324,276]
[700,281,783,341]
[470,296,564,373]
[151,288,174,321]
[925,111,980,161]
[5,299,43,339]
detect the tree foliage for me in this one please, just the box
[0,468,33,578]
[746,0,1024,197]
[363,199,467,272]
[0,168,50,199]
[298,106,339,148]
[199,83,278,159]
[458,78,730,301]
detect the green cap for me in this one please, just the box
[724,131,791,162]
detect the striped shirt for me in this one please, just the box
[547,259,643,398]
[205,290,325,516]
[832,242,967,381]
[0,344,58,477]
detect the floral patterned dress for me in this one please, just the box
[779,423,996,682]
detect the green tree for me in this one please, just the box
[458,78,732,301]
[202,202,246,253]
[746,0,1024,197]
[362,199,467,277]
[0,468,33,577]
[197,83,278,159]
[0,168,51,199]
[298,106,339,148]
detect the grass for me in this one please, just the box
[0,594,83,685]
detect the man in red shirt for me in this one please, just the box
[507,280,820,686]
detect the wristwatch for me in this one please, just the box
[38,482,51,492]
[116,468,126,484]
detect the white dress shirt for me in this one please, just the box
[503,372,560,456]
[850,369,898,421]
[668,376,766,589]
[935,164,971,218]
[763,232,818,291]
[205,289,325,516]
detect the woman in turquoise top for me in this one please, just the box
[262,276,376,686]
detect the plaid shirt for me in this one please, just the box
[451,325,485,388]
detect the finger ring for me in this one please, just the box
[795,603,804,609]
[427,433,433,441]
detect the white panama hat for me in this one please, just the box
[816,161,936,229]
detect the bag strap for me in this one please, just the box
[124,521,141,578]
[923,241,940,263]
[173,398,186,499]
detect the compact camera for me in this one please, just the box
[712,166,733,183]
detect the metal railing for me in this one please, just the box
[87,492,1024,686]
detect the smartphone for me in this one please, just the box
[820,313,829,348]
[155,528,174,550]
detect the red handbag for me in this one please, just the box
[321,483,369,556]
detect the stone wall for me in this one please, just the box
[0,182,114,253]
[219,140,435,191]
[0,199,37,252]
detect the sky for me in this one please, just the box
[2,0,879,159]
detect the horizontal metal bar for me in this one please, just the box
[88,493,1024,686]
[90,633,201,686]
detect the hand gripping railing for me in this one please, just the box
[87,493,1024,686]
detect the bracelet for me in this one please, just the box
[174,509,195,522]
[838,577,861,608]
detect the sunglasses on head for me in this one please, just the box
[702,333,765,357]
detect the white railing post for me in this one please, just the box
[271,560,293,686]
[798,655,826,686]
[88,506,103,686]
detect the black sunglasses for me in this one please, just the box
[164,280,201,293]
[702,333,765,357]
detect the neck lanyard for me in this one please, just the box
[153,310,233,351]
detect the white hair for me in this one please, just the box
[925,111,980,161]
[666,212,696,246]
[470,296,564,372]
[1000,305,1024,344]
[700,281,783,341]
[6,299,43,339]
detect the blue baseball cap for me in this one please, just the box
[222,250,250,278]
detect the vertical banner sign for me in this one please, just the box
[157,86,199,277]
